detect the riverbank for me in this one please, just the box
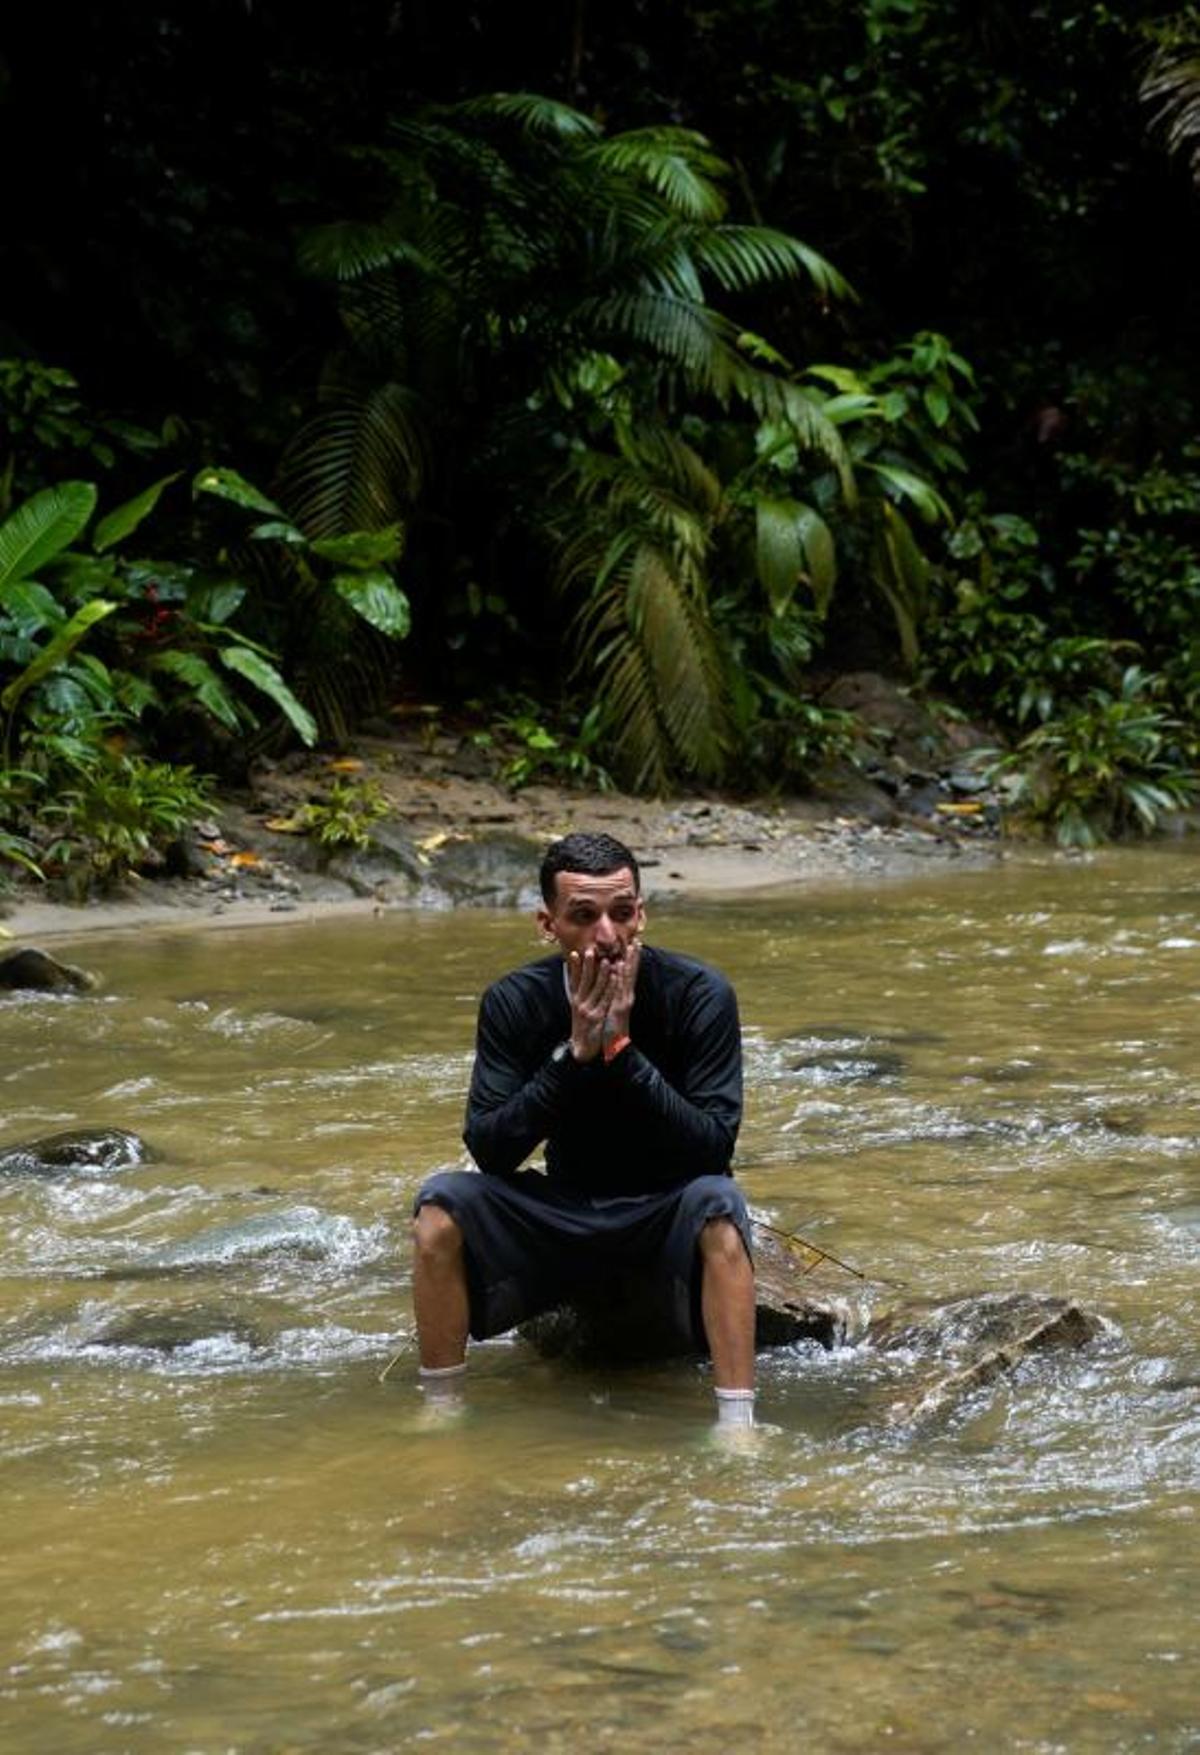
[0,704,1004,945]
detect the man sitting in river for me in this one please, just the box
[411,830,758,1431]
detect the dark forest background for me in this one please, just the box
[2,1,1200,864]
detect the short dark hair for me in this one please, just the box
[539,831,640,904]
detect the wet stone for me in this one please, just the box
[88,1306,270,1353]
[114,1206,356,1274]
[428,831,544,907]
[0,1128,149,1177]
[0,947,96,994]
[787,1051,907,1084]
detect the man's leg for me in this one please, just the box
[411,1203,470,1369]
[698,1216,756,1391]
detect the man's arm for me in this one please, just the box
[607,966,742,1176]
[462,977,587,1175]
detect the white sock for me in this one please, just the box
[418,1362,467,1402]
[714,1387,756,1428]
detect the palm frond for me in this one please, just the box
[1141,40,1200,183]
[448,92,602,141]
[629,544,726,776]
[577,290,746,400]
[585,128,730,221]
[688,225,855,303]
[277,385,429,537]
[387,116,526,206]
[578,561,670,789]
[747,380,855,495]
[298,220,444,283]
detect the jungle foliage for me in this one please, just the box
[1,0,1199,850]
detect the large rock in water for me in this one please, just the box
[522,1222,857,1363]
[0,1129,148,1176]
[867,1292,1103,1425]
[0,947,95,993]
[521,1221,1103,1420]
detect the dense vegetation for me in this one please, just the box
[2,0,1200,876]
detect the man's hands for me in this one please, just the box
[567,940,640,1062]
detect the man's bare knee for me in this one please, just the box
[699,1216,748,1267]
[413,1203,464,1263]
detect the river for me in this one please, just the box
[1,850,1197,1750]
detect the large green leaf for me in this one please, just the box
[0,482,97,591]
[148,650,243,733]
[332,570,411,638]
[93,472,182,553]
[218,644,318,746]
[0,597,116,712]
[755,498,837,616]
[192,468,286,519]
[0,580,63,637]
[310,525,406,569]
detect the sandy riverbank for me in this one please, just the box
[0,724,1004,947]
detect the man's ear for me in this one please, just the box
[536,904,557,944]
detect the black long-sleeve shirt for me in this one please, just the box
[462,945,743,1194]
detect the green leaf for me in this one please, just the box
[309,525,406,569]
[249,519,308,546]
[820,393,886,426]
[52,551,125,604]
[862,460,951,523]
[0,482,97,590]
[451,91,602,140]
[147,650,244,732]
[186,579,246,625]
[755,499,837,616]
[0,597,116,712]
[807,364,867,394]
[922,386,951,429]
[192,467,286,518]
[219,645,318,746]
[332,569,412,638]
[93,472,182,553]
[0,579,63,637]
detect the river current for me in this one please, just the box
[1,850,1197,1750]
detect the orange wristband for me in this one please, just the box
[604,1033,631,1064]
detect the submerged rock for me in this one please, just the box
[0,1128,148,1176]
[788,1051,907,1085]
[521,1227,1103,1427]
[112,1205,357,1275]
[868,1293,1104,1426]
[0,947,95,994]
[522,1221,857,1364]
[87,1305,270,1353]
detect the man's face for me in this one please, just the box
[537,866,645,963]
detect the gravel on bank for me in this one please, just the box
[0,787,1002,947]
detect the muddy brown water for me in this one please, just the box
[1,850,1198,1751]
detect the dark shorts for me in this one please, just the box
[414,1170,752,1347]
